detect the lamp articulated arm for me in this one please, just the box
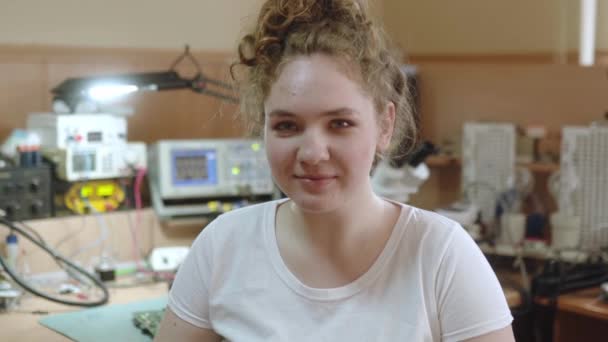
[51,46,239,113]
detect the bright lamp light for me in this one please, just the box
[50,46,238,113]
[88,84,139,101]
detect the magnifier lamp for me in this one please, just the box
[51,46,239,113]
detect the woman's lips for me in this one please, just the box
[294,175,337,190]
[295,174,336,180]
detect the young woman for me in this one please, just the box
[156,1,514,341]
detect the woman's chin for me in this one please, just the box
[288,194,341,214]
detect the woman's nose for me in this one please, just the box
[296,131,330,165]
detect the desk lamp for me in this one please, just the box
[51,46,238,113]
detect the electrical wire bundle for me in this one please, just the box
[0,216,109,307]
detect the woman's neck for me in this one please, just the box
[282,191,392,250]
[275,190,401,288]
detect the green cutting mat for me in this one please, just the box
[39,297,167,342]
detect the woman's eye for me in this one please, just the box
[330,119,353,129]
[273,121,297,132]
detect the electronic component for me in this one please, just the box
[0,281,22,312]
[133,309,165,337]
[148,139,276,220]
[462,122,516,224]
[94,263,116,282]
[559,125,608,250]
[148,246,189,272]
[27,113,127,148]
[41,142,146,181]
[0,166,53,221]
[62,180,126,214]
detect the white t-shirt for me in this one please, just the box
[168,199,512,341]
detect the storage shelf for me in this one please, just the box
[479,242,587,262]
[426,155,559,173]
[426,155,459,167]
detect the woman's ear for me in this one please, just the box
[377,101,396,153]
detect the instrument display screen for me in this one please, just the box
[87,131,103,142]
[171,149,218,186]
[72,152,96,173]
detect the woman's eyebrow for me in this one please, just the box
[267,107,359,118]
[267,110,296,118]
[322,108,359,117]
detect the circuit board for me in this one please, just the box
[133,309,165,337]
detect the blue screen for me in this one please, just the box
[171,149,218,186]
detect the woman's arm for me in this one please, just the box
[154,307,222,342]
[464,325,515,342]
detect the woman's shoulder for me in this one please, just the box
[394,203,472,253]
[393,203,484,275]
[399,204,463,236]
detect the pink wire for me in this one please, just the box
[129,168,178,280]
[129,168,147,271]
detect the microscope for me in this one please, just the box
[371,141,437,203]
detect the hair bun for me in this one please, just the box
[239,0,368,67]
[263,0,365,30]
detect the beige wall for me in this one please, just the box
[382,0,608,55]
[2,0,607,55]
[600,1,608,49]
[0,0,264,51]
[368,0,384,21]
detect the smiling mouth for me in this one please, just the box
[294,175,337,180]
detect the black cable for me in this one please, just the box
[0,216,109,307]
[14,220,92,286]
[15,221,45,245]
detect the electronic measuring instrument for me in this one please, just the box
[27,113,127,148]
[148,139,277,220]
[41,142,147,181]
[28,112,146,181]
[0,166,53,221]
[558,124,608,250]
[461,122,516,225]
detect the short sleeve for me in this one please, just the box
[167,222,216,329]
[435,226,513,342]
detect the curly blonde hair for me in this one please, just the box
[232,0,417,159]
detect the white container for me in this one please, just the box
[550,212,581,249]
[500,213,527,244]
[5,234,18,270]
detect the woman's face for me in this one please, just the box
[263,54,394,213]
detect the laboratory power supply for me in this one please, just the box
[42,142,147,181]
[27,112,127,148]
